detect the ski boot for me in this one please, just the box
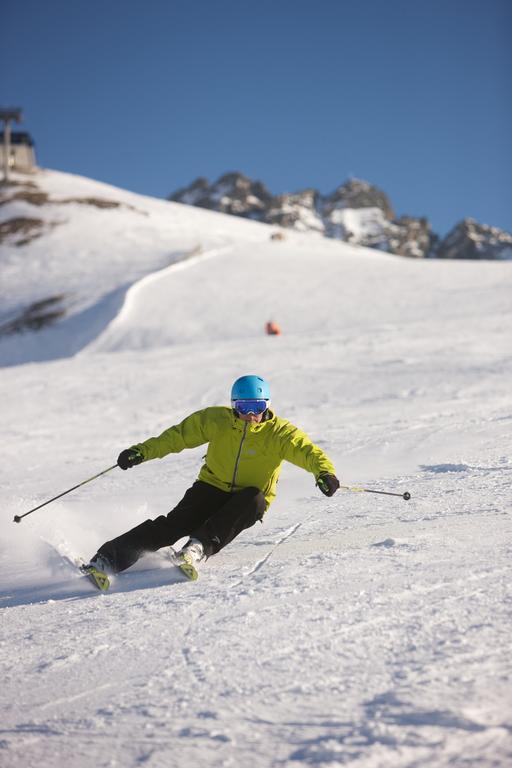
[172,538,204,581]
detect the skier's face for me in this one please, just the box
[238,411,264,424]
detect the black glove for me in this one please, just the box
[317,473,340,497]
[117,448,144,470]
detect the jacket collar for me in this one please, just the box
[230,408,276,433]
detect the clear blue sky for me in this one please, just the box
[1,0,511,236]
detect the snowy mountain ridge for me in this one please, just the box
[171,172,512,260]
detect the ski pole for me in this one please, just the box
[13,464,118,524]
[340,484,411,501]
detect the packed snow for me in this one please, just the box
[0,169,511,768]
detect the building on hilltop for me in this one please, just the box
[0,131,37,173]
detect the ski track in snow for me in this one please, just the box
[1,169,511,767]
[231,521,304,584]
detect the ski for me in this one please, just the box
[68,550,199,593]
[79,562,111,591]
[168,548,199,581]
[177,559,199,582]
[78,554,197,590]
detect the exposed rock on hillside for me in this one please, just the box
[0,295,66,336]
[0,216,48,246]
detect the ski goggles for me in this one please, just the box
[232,399,269,415]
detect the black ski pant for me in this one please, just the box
[96,481,266,573]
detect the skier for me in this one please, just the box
[83,375,340,585]
[265,320,282,336]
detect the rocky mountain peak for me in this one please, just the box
[437,218,512,260]
[169,173,511,260]
[170,171,272,219]
[267,188,324,232]
[169,176,210,206]
[324,178,395,220]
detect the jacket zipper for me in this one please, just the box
[230,421,248,492]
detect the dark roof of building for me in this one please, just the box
[0,131,35,146]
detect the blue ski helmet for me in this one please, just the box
[231,375,271,403]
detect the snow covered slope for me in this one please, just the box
[0,169,273,365]
[1,170,511,768]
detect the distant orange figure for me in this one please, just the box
[265,321,282,336]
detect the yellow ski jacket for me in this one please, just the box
[132,407,337,509]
